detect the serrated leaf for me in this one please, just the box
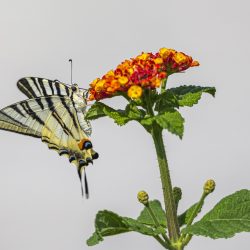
[137,200,167,227]
[95,210,129,236]
[155,91,180,112]
[105,110,130,126]
[86,102,146,126]
[155,110,184,138]
[86,102,130,126]
[182,189,250,239]
[87,210,158,246]
[168,85,216,107]
[125,103,146,120]
[178,203,198,227]
[85,102,108,120]
[123,217,156,236]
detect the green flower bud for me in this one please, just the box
[173,187,182,202]
[203,179,216,195]
[137,191,149,205]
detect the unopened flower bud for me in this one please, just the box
[173,187,182,203]
[137,191,149,205]
[203,179,216,195]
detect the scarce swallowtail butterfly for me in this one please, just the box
[0,77,98,197]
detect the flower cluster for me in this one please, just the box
[88,48,199,101]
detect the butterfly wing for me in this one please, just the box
[0,96,98,167]
[17,77,72,98]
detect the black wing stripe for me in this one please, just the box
[54,82,63,96]
[18,77,72,98]
[20,78,45,109]
[19,78,38,99]
[48,81,55,95]
[60,98,79,129]
[0,110,27,127]
[20,102,45,126]
[38,78,48,96]
[32,78,42,95]
[10,105,26,118]
[65,86,70,96]
[43,96,74,137]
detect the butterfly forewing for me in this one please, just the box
[17,77,72,98]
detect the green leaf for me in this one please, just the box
[182,189,250,239]
[155,91,180,112]
[137,200,167,227]
[105,110,130,126]
[86,102,147,126]
[85,102,108,120]
[86,232,103,246]
[87,210,157,246]
[123,217,156,236]
[155,110,184,138]
[168,85,216,107]
[95,210,130,236]
[178,203,198,227]
[125,103,146,120]
[86,102,129,126]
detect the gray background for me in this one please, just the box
[0,0,249,249]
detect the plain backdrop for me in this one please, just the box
[0,0,249,249]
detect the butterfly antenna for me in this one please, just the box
[69,59,73,85]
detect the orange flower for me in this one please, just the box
[88,48,199,101]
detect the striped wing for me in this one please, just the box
[0,96,98,167]
[17,77,72,98]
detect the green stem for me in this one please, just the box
[151,125,180,242]
[154,235,171,249]
[161,77,168,93]
[181,191,207,246]
[146,204,172,246]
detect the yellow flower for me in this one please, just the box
[90,78,99,87]
[154,57,163,64]
[159,47,176,58]
[127,85,143,99]
[94,79,106,92]
[110,79,120,90]
[126,67,134,75]
[137,53,149,60]
[106,70,115,77]
[152,78,161,88]
[118,76,129,85]
[172,52,188,64]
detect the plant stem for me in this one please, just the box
[181,191,207,246]
[151,125,180,242]
[146,204,172,246]
[154,235,171,249]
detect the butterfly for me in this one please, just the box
[0,77,98,197]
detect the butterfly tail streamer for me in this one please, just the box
[84,170,89,199]
[77,166,89,198]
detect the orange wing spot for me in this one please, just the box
[78,138,91,150]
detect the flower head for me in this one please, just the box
[88,48,199,101]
